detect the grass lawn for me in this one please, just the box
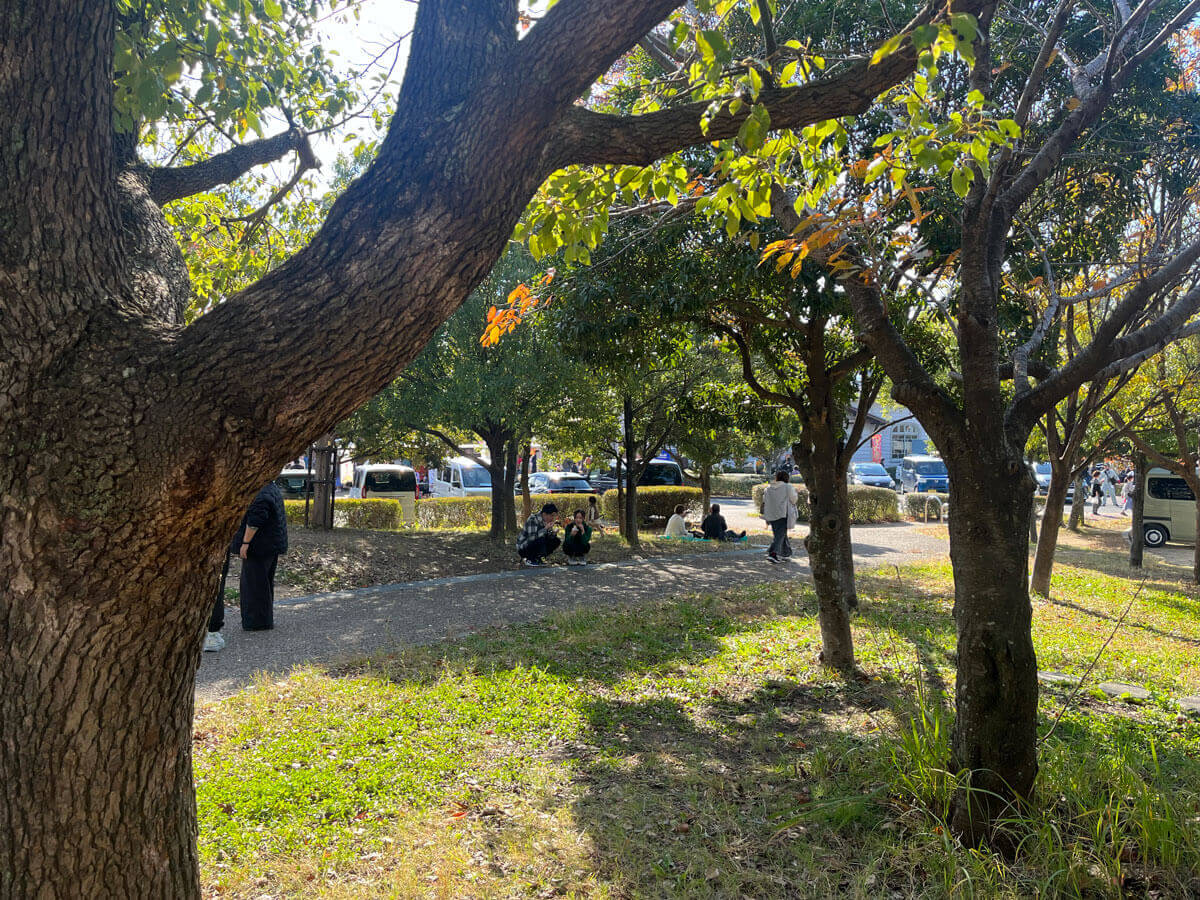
[269,527,755,596]
[197,534,1200,898]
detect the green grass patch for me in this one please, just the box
[197,549,1200,898]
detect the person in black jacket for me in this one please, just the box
[230,481,288,631]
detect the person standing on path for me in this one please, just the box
[231,480,288,631]
[762,470,797,563]
[562,509,593,566]
[517,502,560,567]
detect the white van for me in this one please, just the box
[1141,467,1197,547]
[428,456,493,497]
[349,464,417,521]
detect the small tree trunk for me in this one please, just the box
[484,433,508,541]
[945,459,1039,844]
[504,439,519,533]
[1129,452,1145,569]
[795,440,857,671]
[1068,475,1085,531]
[623,396,639,548]
[615,456,625,538]
[700,463,712,513]
[310,434,336,530]
[1188,472,1200,585]
[520,437,532,522]
[1030,471,1070,596]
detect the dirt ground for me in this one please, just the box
[220,526,752,598]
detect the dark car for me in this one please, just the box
[588,460,684,493]
[528,472,596,494]
[275,467,314,500]
[848,462,895,489]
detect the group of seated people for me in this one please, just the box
[516,500,745,567]
[665,503,746,541]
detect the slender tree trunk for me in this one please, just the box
[944,459,1039,844]
[623,396,639,548]
[1187,472,1200,585]
[310,434,336,530]
[1129,452,1145,569]
[1030,468,1070,596]
[504,439,519,533]
[794,438,857,671]
[484,432,508,541]
[700,462,712,513]
[520,437,532,522]
[1068,474,1085,531]
[615,456,625,538]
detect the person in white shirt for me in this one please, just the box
[762,470,797,562]
[665,504,689,538]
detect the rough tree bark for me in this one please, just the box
[482,428,513,541]
[0,0,1009,891]
[310,434,337,530]
[1130,451,1145,569]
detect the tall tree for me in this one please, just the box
[0,0,996,891]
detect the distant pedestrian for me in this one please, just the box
[1122,473,1135,516]
[1091,469,1104,514]
[1103,466,1118,508]
[517,502,560,567]
[585,494,602,530]
[231,480,288,631]
[562,509,593,566]
[762,470,797,563]
[701,503,745,541]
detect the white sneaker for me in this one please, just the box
[203,631,225,652]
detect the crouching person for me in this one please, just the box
[517,502,561,567]
[563,509,593,566]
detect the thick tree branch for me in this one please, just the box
[142,128,316,206]
[551,0,987,166]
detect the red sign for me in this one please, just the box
[871,433,883,463]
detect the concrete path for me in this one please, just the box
[196,522,946,702]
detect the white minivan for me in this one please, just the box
[349,464,418,521]
[428,456,493,497]
[1141,467,1197,547]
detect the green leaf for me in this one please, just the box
[871,33,903,66]
[951,167,972,197]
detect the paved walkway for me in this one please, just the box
[196,522,947,701]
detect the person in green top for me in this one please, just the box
[562,509,593,566]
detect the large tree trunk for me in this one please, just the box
[1030,462,1071,596]
[1129,452,1145,569]
[1,539,223,896]
[794,437,857,671]
[944,457,1039,844]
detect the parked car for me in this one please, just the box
[897,455,949,494]
[428,456,492,497]
[275,466,313,500]
[847,462,895,489]
[1029,461,1075,504]
[527,471,596,494]
[1140,467,1197,547]
[589,459,684,493]
[349,464,418,520]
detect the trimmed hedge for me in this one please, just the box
[284,499,408,529]
[416,496,491,529]
[708,473,768,498]
[903,492,949,521]
[600,486,705,524]
[752,483,901,524]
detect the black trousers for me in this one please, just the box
[518,534,560,561]
[240,553,278,630]
[562,536,590,558]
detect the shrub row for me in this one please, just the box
[284,498,409,529]
[599,486,706,524]
[902,492,949,521]
[707,473,768,497]
[415,496,491,529]
[751,484,901,524]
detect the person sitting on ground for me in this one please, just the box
[701,503,745,541]
[562,509,593,566]
[585,494,603,531]
[664,504,689,538]
[517,502,560,567]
